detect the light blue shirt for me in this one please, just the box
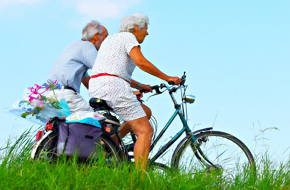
[48,40,97,93]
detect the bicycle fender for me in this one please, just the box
[31,130,54,159]
[170,128,213,168]
[170,135,190,168]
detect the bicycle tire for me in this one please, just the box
[149,161,171,173]
[171,131,256,177]
[33,131,122,164]
[32,131,58,161]
[90,134,123,165]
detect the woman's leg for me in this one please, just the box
[118,103,151,138]
[125,116,153,171]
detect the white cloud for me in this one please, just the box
[0,0,142,20]
[68,0,141,20]
[0,0,42,8]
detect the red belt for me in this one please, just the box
[91,73,130,83]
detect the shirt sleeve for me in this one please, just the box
[82,42,98,69]
[124,33,140,55]
[83,71,89,78]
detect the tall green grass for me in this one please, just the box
[0,131,289,190]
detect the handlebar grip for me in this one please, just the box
[139,89,146,93]
[151,85,162,94]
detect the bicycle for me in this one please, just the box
[31,72,256,177]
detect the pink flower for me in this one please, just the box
[28,95,38,102]
[36,101,45,107]
[28,84,45,101]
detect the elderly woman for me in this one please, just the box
[89,13,181,170]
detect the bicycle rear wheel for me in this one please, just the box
[89,134,122,165]
[32,131,58,161]
[171,131,256,177]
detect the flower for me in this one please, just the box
[36,101,44,107]
[20,80,64,119]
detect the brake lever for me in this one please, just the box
[139,85,161,94]
[180,72,186,86]
[144,85,161,101]
[145,93,159,101]
[145,89,167,101]
[140,84,167,101]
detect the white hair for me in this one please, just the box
[82,20,102,41]
[120,13,149,32]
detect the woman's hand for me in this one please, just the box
[133,91,143,100]
[166,76,182,85]
[139,84,152,93]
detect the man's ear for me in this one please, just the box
[89,33,98,44]
[93,33,99,41]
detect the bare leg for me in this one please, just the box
[125,116,153,171]
[118,103,152,138]
[141,103,152,120]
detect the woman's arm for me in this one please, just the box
[129,46,181,84]
[130,79,152,92]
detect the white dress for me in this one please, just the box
[89,32,146,121]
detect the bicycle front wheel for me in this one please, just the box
[171,131,256,177]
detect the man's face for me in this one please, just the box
[98,26,108,43]
[133,24,148,44]
[94,26,108,50]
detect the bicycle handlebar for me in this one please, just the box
[145,72,187,96]
[150,85,162,94]
[138,72,187,97]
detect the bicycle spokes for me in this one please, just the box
[175,131,255,178]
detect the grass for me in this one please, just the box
[0,130,289,190]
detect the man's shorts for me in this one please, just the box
[46,88,93,114]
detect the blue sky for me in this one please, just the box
[0,0,289,162]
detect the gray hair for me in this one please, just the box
[120,13,149,32]
[82,20,102,41]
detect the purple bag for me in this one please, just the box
[57,121,103,159]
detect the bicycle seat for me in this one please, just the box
[89,98,113,111]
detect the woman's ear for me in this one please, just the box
[133,24,138,30]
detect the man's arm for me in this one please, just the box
[82,43,98,69]
[82,76,90,89]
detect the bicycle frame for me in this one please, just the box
[148,85,210,163]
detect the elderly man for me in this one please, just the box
[47,20,108,114]
[89,13,181,170]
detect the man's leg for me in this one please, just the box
[46,89,92,114]
[124,116,153,171]
[63,90,93,113]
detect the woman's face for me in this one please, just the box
[133,24,148,44]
